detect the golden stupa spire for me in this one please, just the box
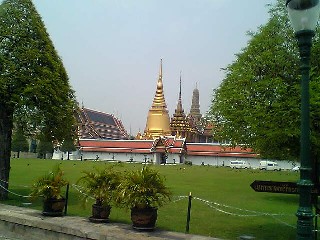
[177,71,183,112]
[152,59,167,108]
[159,58,163,80]
[143,59,171,139]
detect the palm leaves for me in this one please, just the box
[77,166,120,206]
[29,165,68,200]
[117,167,171,209]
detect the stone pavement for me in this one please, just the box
[0,204,221,240]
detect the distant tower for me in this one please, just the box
[143,59,171,139]
[189,83,202,122]
[170,72,193,140]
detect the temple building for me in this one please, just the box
[189,84,202,123]
[142,59,172,139]
[138,60,212,143]
[170,73,196,141]
[75,107,128,140]
[52,59,262,166]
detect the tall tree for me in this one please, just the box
[210,1,320,162]
[11,127,29,158]
[0,0,77,199]
[60,137,76,160]
[37,136,53,159]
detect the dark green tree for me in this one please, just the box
[0,0,77,199]
[60,138,76,160]
[37,137,53,159]
[210,1,320,162]
[11,127,29,158]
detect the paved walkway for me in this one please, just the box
[0,204,220,240]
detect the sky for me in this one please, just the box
[30,0,277,136]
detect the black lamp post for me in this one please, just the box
[286,0,320,239]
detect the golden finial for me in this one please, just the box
[159,59,163,80]
[179,71,182,100]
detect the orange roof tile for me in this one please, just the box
[79,139,256,158]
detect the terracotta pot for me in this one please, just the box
[89,204,111,223]
[131,207,157,230]
[42,198,65,217]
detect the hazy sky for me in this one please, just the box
[30,0,277,135]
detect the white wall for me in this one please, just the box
[186,155,298,170]
[53,149,298,170]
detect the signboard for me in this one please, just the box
[250,180,320,195]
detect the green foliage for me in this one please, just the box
[11,127,29,156]
[7,159,298,239]
[37,136,53,159]
[0,0,77,140]
[184,160,192,166]
[209,0,320,161]
[60,139,76,153]
[76,166,120,207]
[117,167,172,209]
[60,137,76,160]
[29,165,68,200]
[0,0,77,199]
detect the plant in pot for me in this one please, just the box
[117,166,172,230]
[76,166,120,223]
[29,165,68,216]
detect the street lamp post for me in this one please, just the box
[286,0,320,239]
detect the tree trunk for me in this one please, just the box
[0,103,13,200]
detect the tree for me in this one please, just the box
[0,0,77,200]
[209,1,320,163]
[60,138,76,160]
[11,127,29,158]
[37,137,53,159]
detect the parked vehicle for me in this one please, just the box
[291,166,300,172]
[259,161,281,171]
[229,160,251,169]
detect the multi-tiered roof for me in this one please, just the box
[76,107,128,140]
[170,73,195,141]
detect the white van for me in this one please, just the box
[259,161,281,171]
[229,160,251,169]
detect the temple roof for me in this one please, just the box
[79,136,186,154]
[84,110,116,125]
[170,73,193,135]
[186,143,256,157]
[76,108,129,140]
[79,138,256,158]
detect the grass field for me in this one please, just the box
[3,158,301,239]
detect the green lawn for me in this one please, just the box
[4,158,301,239]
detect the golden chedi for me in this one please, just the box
[143,59,171,139]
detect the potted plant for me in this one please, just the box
[29,165,68,216]
[76,166,120,223]
[117,167,171,230]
